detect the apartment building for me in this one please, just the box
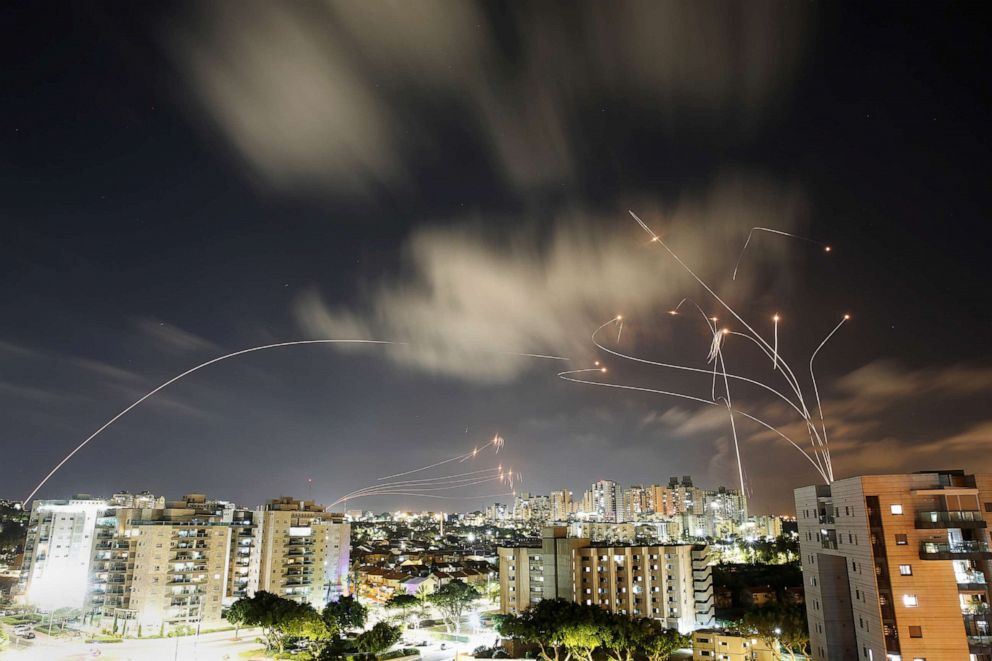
[796,470,992,661]
[497,526,590,614]
[691,629,776,661]
[256,497,350,607]
[498,527,714,634]
[550,490,574,522]
[127,517,232,633]
[19,493,349,634]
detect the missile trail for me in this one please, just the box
[24,341,562,504]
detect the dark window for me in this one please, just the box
[986,503,992,513]
[895,534,908,545]
[909,626,923,638]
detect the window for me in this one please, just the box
[899,564,913,575]
[890,504,903,515]
[902,594,918,607]
[895,534,908,545]
[985,503,992,513]
[909,626,923,638]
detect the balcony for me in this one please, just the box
[920,541,992,560]
[916,511,987,529]
[957,571,988,591]
[968,635,992,652]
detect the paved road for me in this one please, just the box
[0,626,264,660]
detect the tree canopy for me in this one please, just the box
[356,621,402,655]
[226,591,327,653]
[429,580,480,633]
[739,603,809,660]
[322,595,369,633]
[497,599,687,661]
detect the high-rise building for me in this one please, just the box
[550,490,574,522]
[512,493,551,523]
[127,514,232,634]
[498,527,713,634]
[795,470,992,661]
[623,485,649,521]
[256,497,350,607]
[591,480,624,523]
[18,493,350,634]
[20,496,110,610]
[668,476,703,516]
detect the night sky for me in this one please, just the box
[2,2,990,514]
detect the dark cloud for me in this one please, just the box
[167,0,809,195]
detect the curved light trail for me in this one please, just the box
[24,340,564,503]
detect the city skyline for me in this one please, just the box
[3,3,992,516]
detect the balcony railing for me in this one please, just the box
[957,572,988,589]
[916,511,987,529]
[920,541,992,559]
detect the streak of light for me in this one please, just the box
[732,227,832,281]
[26,340,560,504]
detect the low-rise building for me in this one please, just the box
[692,629,776,661]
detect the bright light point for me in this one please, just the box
[600,367,607,373]
[824,246,832,252]
[710,317,718,322]
[650,236,659,242]
[594,360,600,366]
[668,310,677,315]
[722,328,730,335]
[616,315,623,320]
[773,314,780,322]
[844,314,851,320]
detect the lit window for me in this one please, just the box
[899,565,912,576]
[902,594,918,607]
[890,504,903,515]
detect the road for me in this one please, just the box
[0,626,264,660]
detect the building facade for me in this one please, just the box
[691,629,776,661]
[256,497,350,607]
[498,527,713,633]
[796,470,992,661]
[18,494,350,635]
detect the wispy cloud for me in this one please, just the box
[166,1,809,195]
[132,318,219,354]
[294,176,808,382]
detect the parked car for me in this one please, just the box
[20,631,36,639]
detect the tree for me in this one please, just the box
[496,598,579,661]
[322,595,368,634]
[356,621,402,656]
[386,594,420,627]
[559,620,601,661]
[414,584,433,624]
[428,580,479,633]
[280,606,331,647]
[225,599,251,640]
[227,591,321,654]
[739,604,809,661]
[635,619,688,661]
[600,614,641,661]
